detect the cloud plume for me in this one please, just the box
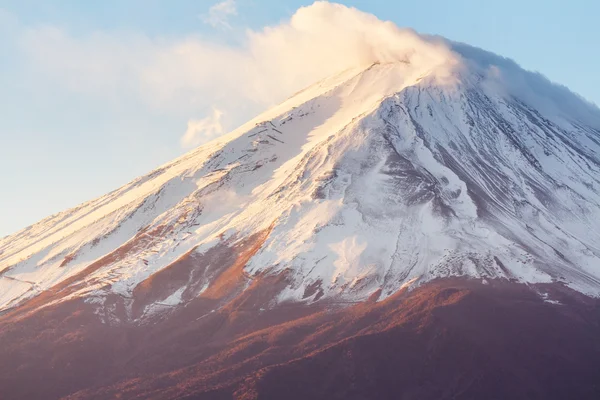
[17,2,457,145]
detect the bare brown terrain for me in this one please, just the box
[1,274,600,400]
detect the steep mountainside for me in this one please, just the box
[1,31,600,400]
[2,40,600,320]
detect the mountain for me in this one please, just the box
[2,34,600,399]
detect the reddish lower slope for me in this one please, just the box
[1,278,599,400]
[232,284,600,400]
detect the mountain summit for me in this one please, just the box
[2,39,600,316]
[2,27,600,400]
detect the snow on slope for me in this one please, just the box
[2,38,600,316]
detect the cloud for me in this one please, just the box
[181,108,225,148]
[201,0,237,29]
[14,2,459,146]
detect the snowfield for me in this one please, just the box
[2,37,600,317]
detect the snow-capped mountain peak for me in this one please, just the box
[2,40,600,319]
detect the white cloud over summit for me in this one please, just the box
[15,2,457,148]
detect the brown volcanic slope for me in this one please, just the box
[1,275,600,400]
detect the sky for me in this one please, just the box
[1,0,599,237]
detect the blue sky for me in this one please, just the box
[1,0,599,237]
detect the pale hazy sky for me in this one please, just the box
[1,0,599,237]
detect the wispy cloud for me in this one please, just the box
[13,2,461,147]
[180,108,225,148]
[201,0,237,29]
